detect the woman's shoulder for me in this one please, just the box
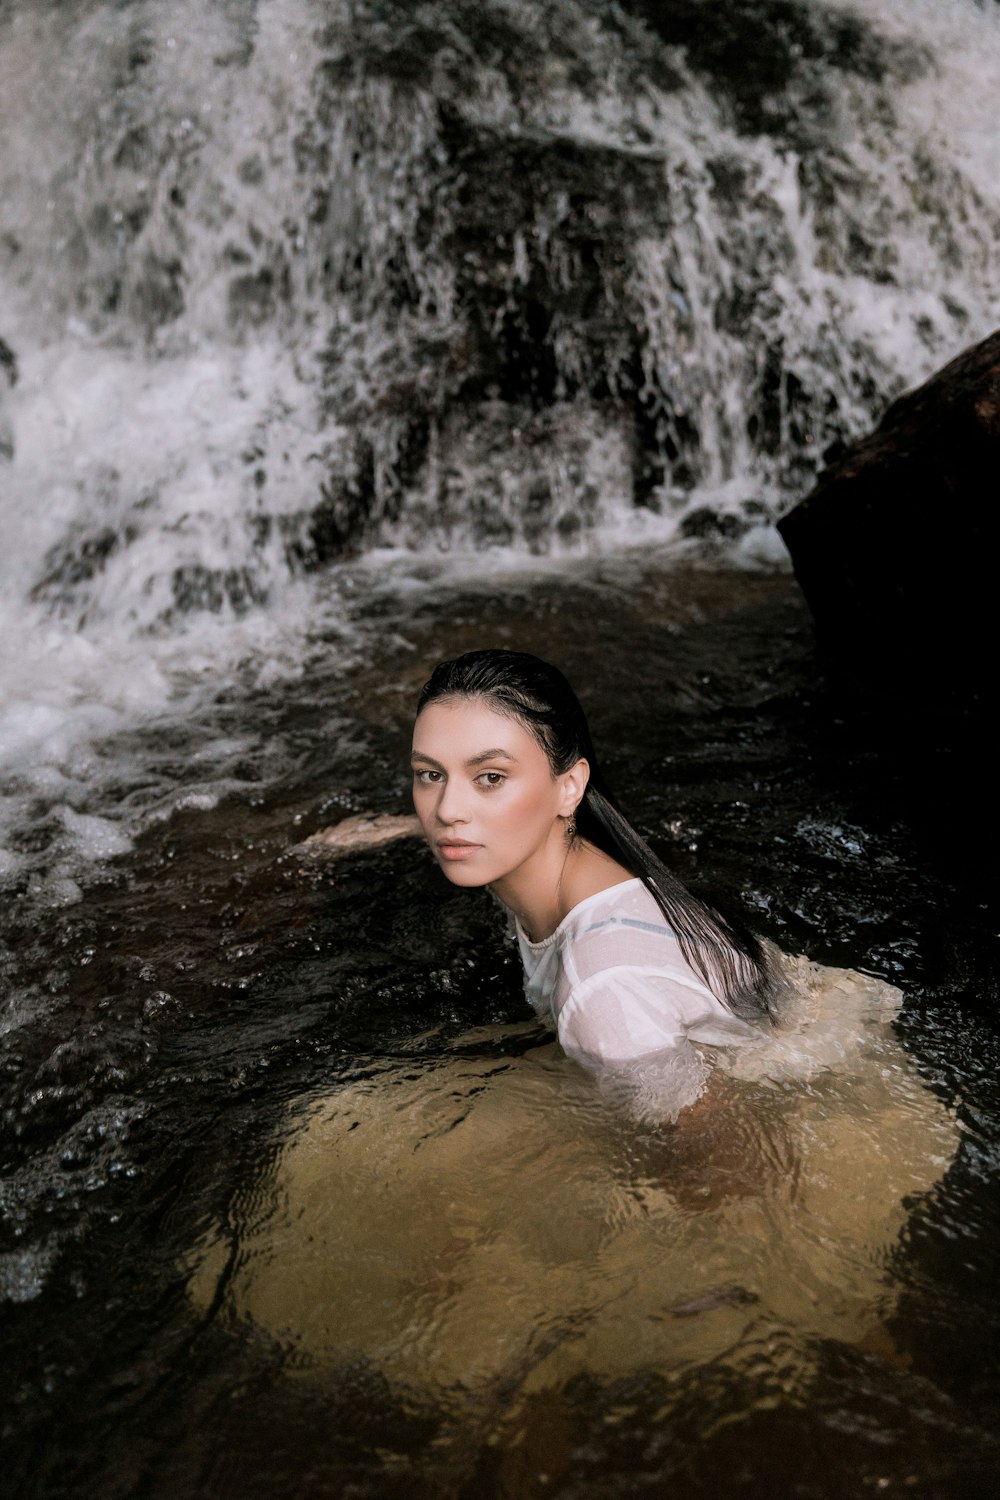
[517,878,660,960]
[556,878,677,957]
[557,846,645,925]
[563,873,663,929]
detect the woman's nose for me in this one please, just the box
[435,780,469,825]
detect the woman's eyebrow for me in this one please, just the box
[465,748,516,766]
[410,748,516,768]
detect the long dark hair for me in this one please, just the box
[416,648,780,1024]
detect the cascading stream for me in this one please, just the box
[2,0,999,609]
[2,0,999,902]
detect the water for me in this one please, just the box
[3,564,999,1497]
[5,0,1000,891]
[2,0,1000,1494]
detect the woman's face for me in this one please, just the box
[410,696,583,892]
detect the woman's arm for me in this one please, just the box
[664,1067,798,1212]
[300,813,421,856]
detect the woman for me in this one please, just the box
[410,648,784,1114]
[193,650,959,1397]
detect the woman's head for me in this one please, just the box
[410,652,591,893]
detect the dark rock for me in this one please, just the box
[170,563,268,616]
[0,335,14,460]
[621,0,927,139]
[679,506,749,542]
[0,335,17,387]
[778,328,1000,739]
[32,526,129,599]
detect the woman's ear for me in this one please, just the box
[559,758,590,817]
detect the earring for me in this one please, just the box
[565,815,577,843]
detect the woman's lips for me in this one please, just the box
[437,839,481,862]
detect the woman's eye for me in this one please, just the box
[413,769,443,784]
[477,772,506,788]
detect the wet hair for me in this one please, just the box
[416,648,780,1024]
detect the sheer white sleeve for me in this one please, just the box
[557,965,693,1064]
[555,966,712,1120]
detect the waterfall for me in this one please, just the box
[1,0,999,889]
[3,0,1000,611]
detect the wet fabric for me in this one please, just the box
[516,878,760,1105]
[513,881,923,1124]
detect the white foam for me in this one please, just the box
[58,806,133,860]
[0,1243,58,1304]
[845,0,1000,207]
[0,578,329,900]
[0,338,328,632]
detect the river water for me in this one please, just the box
[3,557,998,1498]
[2,1,1000,1496]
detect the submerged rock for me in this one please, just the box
[778,328,1000,738]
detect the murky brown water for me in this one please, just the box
[186,961,959,1392]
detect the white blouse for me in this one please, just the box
[516,878,761,1072]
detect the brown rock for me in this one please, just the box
[778,329,1000,737]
